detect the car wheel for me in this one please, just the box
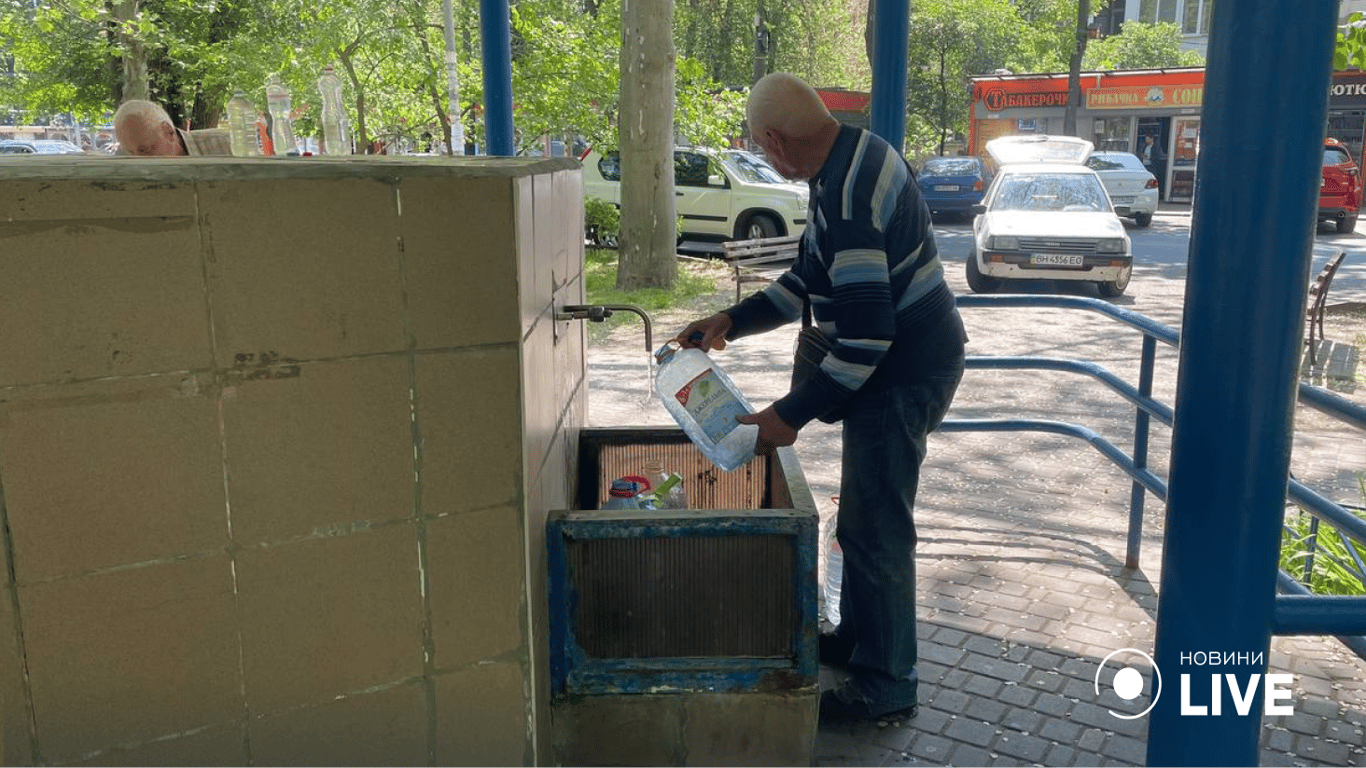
[1133,212,1152,227]
[1098,265,1132,297]
[742,214,780,240]
[1337,211,1358,234]
[965,251,1002,293]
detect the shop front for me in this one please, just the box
[968,68,1205,203]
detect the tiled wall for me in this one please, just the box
[0,156,585,766]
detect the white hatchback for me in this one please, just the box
[582,147,809,242]
[967,135,1133,297]
[1085,151,1160,227]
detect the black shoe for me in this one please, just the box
[819,685,918,724]
[818,632,855,668]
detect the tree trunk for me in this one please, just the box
[616,0,677,290]
[1064,0,1089,137]
[339,50,366,153]
[864,0,875,74]
[115,0,149,102]
[752,0,768,85]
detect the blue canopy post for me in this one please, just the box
[869,0,909,151]
[1145,1,1338,765]
[479,0,515,156]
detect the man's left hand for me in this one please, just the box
[738,406,798,456]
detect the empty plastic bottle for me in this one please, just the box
[643,459,687,509]
[602,477,646,510]
[653,341,757,472]
[317,65,350,155]
[265,75,298,155]
[226,90,260,157]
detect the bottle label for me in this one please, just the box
[673,368,747,445]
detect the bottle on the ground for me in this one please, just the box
[653,341,757,472]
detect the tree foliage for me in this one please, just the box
[1336,12,1366,71]
[1081,20,1204,70]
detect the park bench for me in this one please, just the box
[721,234,801,302]
[1305,248,1347,369]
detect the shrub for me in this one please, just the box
[585,196,620,247]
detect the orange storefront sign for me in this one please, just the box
[1087,84,1204,110]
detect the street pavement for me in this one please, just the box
[587,204,1366,766]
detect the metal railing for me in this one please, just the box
[945,293,1366,660]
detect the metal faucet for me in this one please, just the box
[555,304,654,352]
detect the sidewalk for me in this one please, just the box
[586,259,1366,765]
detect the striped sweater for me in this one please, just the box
[725,124,955,428]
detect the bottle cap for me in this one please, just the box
[608,479,640,498]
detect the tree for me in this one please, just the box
[1063,0,1088,136]
[1337,12,1366,70]
[1081,20,1206,70]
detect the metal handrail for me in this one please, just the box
[950,293,1366,660]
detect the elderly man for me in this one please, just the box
[677,72,966,723]
[113,100,232,156]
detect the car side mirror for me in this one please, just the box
[708,174,727,187]
[971,204,987,215]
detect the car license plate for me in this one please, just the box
[1031,253,1085,267]
[933,185,957,191]
[1110,195,1134,203]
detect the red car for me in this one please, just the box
[1319,137,1362,233]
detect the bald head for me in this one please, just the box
[746,73,840,181]
[114,100,185,156]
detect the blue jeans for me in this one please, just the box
[834,325,963,708]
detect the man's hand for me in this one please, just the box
[738,406,797,456]
[675,313,731,352]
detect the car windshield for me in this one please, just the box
[1086,153,1146,172]
[921,157,980,176]
[721,151,787,183]
[992,173,1108,212]
[1324,147,1352,167]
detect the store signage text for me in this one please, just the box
[982,86,1070,112]
[1087,85,1204,110]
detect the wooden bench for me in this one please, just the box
[721,234,801,302]
[1305,248,1347,369]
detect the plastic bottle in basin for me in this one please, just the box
[653,341,758,472]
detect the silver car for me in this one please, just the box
[1085,151,1160,227]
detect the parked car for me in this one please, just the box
[1084,151,1159,227]
[581,147,809,242]
[918,155,992,221]
[0,139,86,155]
[1319,137,1362,234]
[967,135,1133,297]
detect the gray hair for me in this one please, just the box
[746,73,834,140]
[113,99,174,131]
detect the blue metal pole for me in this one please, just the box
[1125,334,1156,569]
[1145,1,1337,765]
[869,0,909,151]
[479,0,515,156]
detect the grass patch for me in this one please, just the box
[585,247,719,311]
[1280,475,1366,596]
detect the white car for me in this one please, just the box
[581,147,809,242]
[1085,151,1160,227]
[967,135,1133,297]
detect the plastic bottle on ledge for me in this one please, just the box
[653,341,758,472]
[317,64,350,155]
[602,476,649,510]
[265,75,298,155]
[226,90,260,157]
[643,459,687,509]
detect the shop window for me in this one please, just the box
[1095,116,1132,152]
[1140,0,1179,24]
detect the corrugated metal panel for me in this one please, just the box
[596,443,768,510]
[567,533,794,658]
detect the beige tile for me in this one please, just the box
[236,525,424,713]
[552,170,584,288]
[0,178,198,221]
[67,723,246,767]
[426,507,525,668]
[529,173,556,331]
[399,176,521,349]
[682,692,818,766]
[0,586,32,767]
[515,177,537,334]
[434,663,528,766]
[222,357,415,545]
[250,682,426,766]
[520,317,555,478]
[19,558,240,762]
[550,695,680,766]
[0,207,211,387]
[415,348,523,516]
[0,377,228,580]
[200,177,405,366]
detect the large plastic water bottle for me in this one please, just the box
[653,341,758,472]
[317,65,350,156]
[602,478,645,510]
[265,75,298,155]
[226,90,260,157]
[824,526,843,626]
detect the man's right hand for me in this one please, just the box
[676,313,732,352]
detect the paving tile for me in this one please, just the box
[963,675,1004,699]
[994,730,1050,763]
[1000,707,1043,735]
[1039,716,1083,743]
[943,717,998,747]
[964,698,1009,724]
[926,689,971,715]
[948,743,993,766]
[906,733,954,763]
[997,682,1038,709]
[1101,734,1146,764]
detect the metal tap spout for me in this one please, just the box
[555,304,654,352]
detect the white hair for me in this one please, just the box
[746,72,834,140]
[113,99,174,131]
